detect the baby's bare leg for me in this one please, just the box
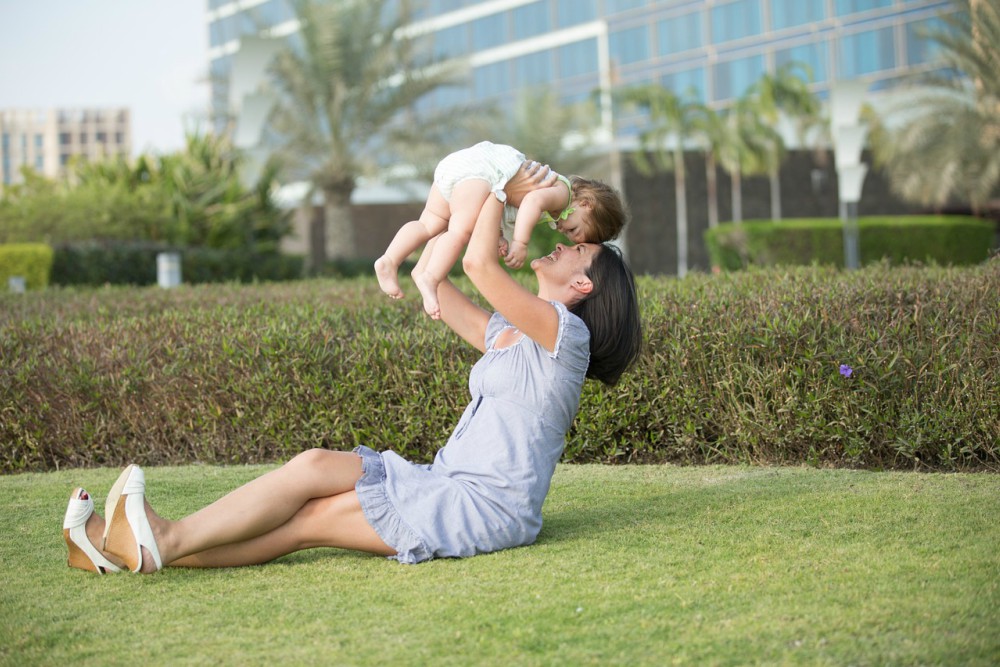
[415,180,492,318]
[375,186,450,298]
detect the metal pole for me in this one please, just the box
[842,201,860,270]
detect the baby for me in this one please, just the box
[375,141,626,318]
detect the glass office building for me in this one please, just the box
[207,0,953,139]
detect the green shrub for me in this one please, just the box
[50,242,304,286]
[0,243,54,290]
[1,262,997,473]
[706,215,996,270]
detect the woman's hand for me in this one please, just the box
[505,160,558,202]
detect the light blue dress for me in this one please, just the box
[354,301,590,564]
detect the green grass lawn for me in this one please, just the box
[2,464,997,666]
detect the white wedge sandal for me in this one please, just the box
[103,465,163,573]
[62,488,123,574]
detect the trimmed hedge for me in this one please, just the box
[50,242,304,286]
[1,262,998,473]
[705,215,996,271]
[0,243,54,290]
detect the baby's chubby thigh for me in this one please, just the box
[444,178,495,238]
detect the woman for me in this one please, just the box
[62,162,643,573]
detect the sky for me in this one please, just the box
[0,0,209,156]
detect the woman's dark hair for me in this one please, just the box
[569,243,643,385]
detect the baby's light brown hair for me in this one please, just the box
[571,176,628,242]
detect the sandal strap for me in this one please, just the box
[62,489,93,530]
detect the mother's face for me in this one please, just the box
[530,242,600,286]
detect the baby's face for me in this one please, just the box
[556,207,592,243]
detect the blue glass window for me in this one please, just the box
[775,42,828,82]
[472,13,506,50]
[417,84,470,114]
[512,1,550,40]
[209,19,228,49]
[609,25,651,66]
[514,50,553,88]
[558,38,599,79]
[35,155,44,171]
[835,0,893,16]
[254,0,295,29]
[657,11,702,56]
[711,0,762,43]
[427,0,465,17]
[839,27,895,77]
[35,134,43,149]
[906,18,945,66]
[661,67,707,102]
[433,24,469,59]
[219,12,258,41]
[606,0,647,14]
[713,54,765,100]
[770,0,825,30]
[556,0,597,27]
[474,61,511,99]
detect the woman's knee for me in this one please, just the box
[287,448,330,469]
[282,448,342,482]
[282,448,363,493]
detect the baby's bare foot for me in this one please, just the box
[374,256,403,299]
[415,272,441,319]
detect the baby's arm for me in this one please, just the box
[504,181,572,269]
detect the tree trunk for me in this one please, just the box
[706,151,719,229]
[321,185,357,262]
[732,166,743,224]
[674,148,688,278]
[306,208,325,276]
[769,163,782,221]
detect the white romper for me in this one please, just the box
[433,141,526,204]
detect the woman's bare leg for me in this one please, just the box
[375,185,451,298]
[415,180,492,318]
[135,449,374,572]
[169,490,394,568]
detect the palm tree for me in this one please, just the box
[265,0,463,269]
[690,103,723,229]
[716,96,781,224]
[868,0,1000,212]
[620,85,701,277]
[745,63,822,220]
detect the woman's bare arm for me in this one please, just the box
[463,197,560,352]
[435,276,490,353]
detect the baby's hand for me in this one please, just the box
[505,240,528,269]
[497,237,509,258]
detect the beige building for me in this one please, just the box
[0,107,131,189]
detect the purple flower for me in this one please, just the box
[839,364,854,378]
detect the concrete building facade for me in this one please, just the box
[0,107,132,189]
